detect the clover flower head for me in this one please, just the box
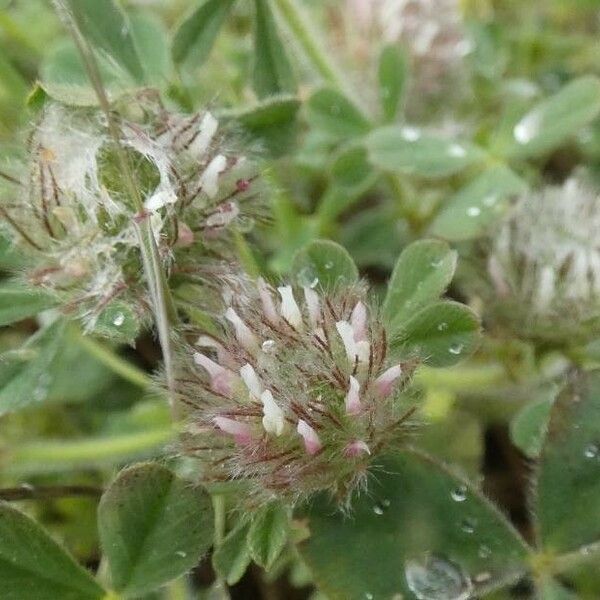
[176,276,418,505]
[0,98,263,331]
[482,176,600,342]
[346,0,470,104]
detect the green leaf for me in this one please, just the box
[130,12,172,84]
[429,166,528,241]
[172,0,235,66]
[391,301,481,367]
[291,240,359,292]
[98,463,214,597]
[0,502,104,600]
[537,578,579,599]
[366,126,484,178]
[378,45,407,122]
[92,301,141,344]
[507,76,600,159]
[253,0,296,98]
[212,521,252,586]
[0,285,56,327]
[0,321,65,415]
[306,88,370,140]
[63,0,145,83]
[329,145,377,193]
[223,95,300,156]
[298,451,528,600]
[383,240,457,329]
[248,502,289,571]
[509,388,556,459]
[535,371,600,553]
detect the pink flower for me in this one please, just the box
[345,375,362,415]
[257,277,279,324]
[297,419,322,455]
[350,301,368,342]
[193,352,237,397]
[214,416,252,445]
[225,307,258,352]
[374,364,403,397]
[343,440,371,457]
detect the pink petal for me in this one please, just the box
[343,440,371,457]
[193,352,236,397]
[214,416,252,445]
[297,419,322,455]
[350,301,368,342]
[345,375,362,415]
[374,365,403,397]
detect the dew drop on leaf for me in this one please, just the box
[437,322,449,332]
[460,517,477,534]
[466,207,481,217]
[478,545,491,559]
[373,504,384,516]
[112,312,125,327]
[448,343,464,355]
[448,144,467,158]
[324,261,334,270]
[450,485,467,502]
[401,126,421,142]
[405,555,473,600]
[584,443,599,459]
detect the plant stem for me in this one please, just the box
[0,484,102,502]
[212,494,227,545]
[73,330,151,389]
[53,1,180,418]
[4,428,174,475]
[273,0,347,91]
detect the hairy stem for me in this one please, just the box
[0,484,102,502]
[53,1,180,418]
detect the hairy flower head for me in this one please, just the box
[470,176,600,343]
[175,276,419,506]
[0,98,263,332]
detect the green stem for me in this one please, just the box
[5,428,174,475]
[73,330,151,389]
[273,0,346,90]
[0,484,102,502]
[414,362,508,393]
[212,494,227,546]
[54,1,180,418]
[552,540,600,575]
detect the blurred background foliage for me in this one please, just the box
[1,0,600,597]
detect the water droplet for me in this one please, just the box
[430,258,444,268]
[298,266,319,288]
[20,483,35,492]
[401,126,422,142]
[262,340,276,353]
[478,545,491,559]
[466,206,481,217]
[474,572,491,584]
[381,498,391,508]
[584,443,599,459]
[482,194,497,207]
[448,144,467,158]
[437,322,449,332]
[448,343,464,355]
[405,555,473,600]
[175,550,187,558]
[33,373,52,402]
[460,518,477,534]
[373,504,384,515]
[364,593,374,600]
[112,312,125,327]
[450,485,467,502]
[324,261,334,270]
[514,113,540,145]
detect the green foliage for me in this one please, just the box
[366,126,484,178]
[172,0,236,67]
[0,502,104,600]
[291,239,359,291]
[0,285,56,327]
[212,520,252,586]
[98,463,214,597]
[378,45,407,123]
[298,451,529,600]
[247,502,289,571]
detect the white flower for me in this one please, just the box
[189,112,219,157]
[240,363,262,399]
[200,154,227,198]
[297,419,322,455]
[214,416,252,445]
[225,307,258,352]
[260,390,285,436]
[193,352,236,397]
[374,364,402,397]
[278,285,303,330]
[336,320,370,364]
[345,375,362,415]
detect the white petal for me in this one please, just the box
[350,301,368,341]
[193,352,235,396]
[374,364,402,397]
[225,307,257,352]
[240,363,262,399]
[145,188,177,211]
[336,320,370,364]
[189,112,219,158]
[200,154,227,198]
[303,286,321,329]
[257,277,279,324]
[205,201,239,228]
[278,285,303,329]
[260,390,285,436]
